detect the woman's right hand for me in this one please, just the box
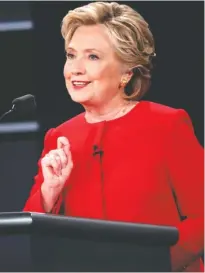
[41,136,73,212]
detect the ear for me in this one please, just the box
[124,69,134,82]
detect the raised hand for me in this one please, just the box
[41,136,73,212]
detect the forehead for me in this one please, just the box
[68,24,114,53]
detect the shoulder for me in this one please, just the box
[139,100,192,129]
[141,100,184,117]
[137,101,198,151]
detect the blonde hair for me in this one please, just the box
[61,2,156,100]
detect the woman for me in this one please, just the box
[23,2,204,271]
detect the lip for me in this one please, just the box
[71,81,91,90]
[71,80,91,83]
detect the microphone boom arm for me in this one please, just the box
[0,105,15,121]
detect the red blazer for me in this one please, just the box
[23,101,204,272]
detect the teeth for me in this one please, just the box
[73,81,90,86]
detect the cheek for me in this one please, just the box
[87,65,105,81]
[63,61,71,79]
[97,62,121,80]
[89,65,116,83]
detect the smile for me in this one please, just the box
[72,81,91,87]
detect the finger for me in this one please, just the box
[57,137,70,151]
[42,154,53,167]
[56,149,68,168]
[68,148,73,166]
[41,155,55,178]
[57,137,70,157]
[48,154,61,175]
[49,150,66,170]
[63,148,73,174]
[54,154,62,173]
[63,143,70,157]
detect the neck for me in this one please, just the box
[84,97,137,123]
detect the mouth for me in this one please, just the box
[71,81,91,90]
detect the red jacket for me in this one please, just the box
[23,101,204,271]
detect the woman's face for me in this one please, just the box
[64,24,125,107]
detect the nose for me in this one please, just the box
[70,58,85,76]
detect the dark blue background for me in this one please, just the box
[0,1,203,266]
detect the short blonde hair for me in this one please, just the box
[61,1,156,100]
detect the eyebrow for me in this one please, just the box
[66,47,102,54]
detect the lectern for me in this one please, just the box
[0,212,178,271]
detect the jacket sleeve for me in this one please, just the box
[167,109,204,271]
[23,128,57,213]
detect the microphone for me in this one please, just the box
[93,145,104,156]
[0,94,36,121]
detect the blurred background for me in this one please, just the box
[0,1,204,212]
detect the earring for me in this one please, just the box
[120,78,128,88]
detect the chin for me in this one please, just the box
[69,91,93,105]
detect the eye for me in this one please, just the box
[89,54,99,60]
[66,53,75,59]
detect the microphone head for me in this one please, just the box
[12,94,36,113]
